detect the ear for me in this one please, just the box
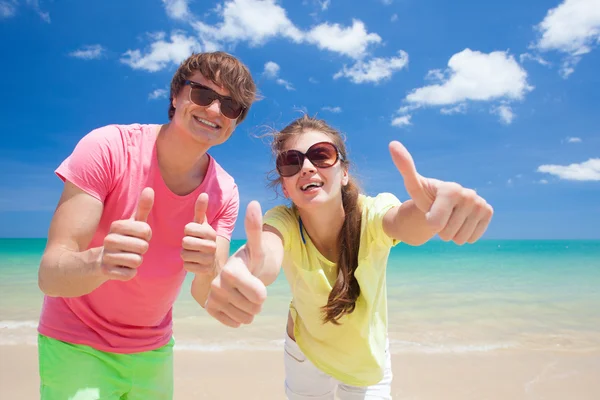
[342,168,349,186]
[282,186,289,198]
[172,96,177,109]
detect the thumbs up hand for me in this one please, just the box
[205,201,267,328]
[99,187,154,281]
[181,193,218,275]
[389,141,493,244]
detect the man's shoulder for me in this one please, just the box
[207,155,237,188]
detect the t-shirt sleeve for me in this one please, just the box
[212,184,240,241]
[364,192,402,249]
[55,125,124,203]
[263,205,296,252]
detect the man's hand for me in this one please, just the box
[181,193,218,274]
[389,141,494,244]
[99,187,154,281]
[205,201,267,328]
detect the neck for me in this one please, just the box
[298,197,345,262]
[155,123,210,195]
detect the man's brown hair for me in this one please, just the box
[169,52,257,124]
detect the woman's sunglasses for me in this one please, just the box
[184,80,245,120]
[276,141,343,177]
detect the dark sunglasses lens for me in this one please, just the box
[307,143,338,167]
[277,151,303,177]
[219,99,244,119]
[190,87,215,107]
[190,86,244,119]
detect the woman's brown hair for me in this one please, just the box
[268,115,362,324]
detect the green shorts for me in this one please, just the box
[38,334,174,400]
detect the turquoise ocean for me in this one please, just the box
[1,239,599,355]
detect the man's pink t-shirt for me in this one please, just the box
[38,123,240,353]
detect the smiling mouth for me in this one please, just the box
[301,182,324,191]
[194,116,221,129]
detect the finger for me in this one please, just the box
[219,273,264,315]
[206,307,241,328]
[208,289,257,325]
[183,223,217,241]
[452,213,481,245]
[223,269,267,305]
[426,195,456,233]
[102,252,144,269]
[181,236,217,253]
[467,212,493,244]
[103,265,137,281]
[437,202,475,241]
[104,233,150,255]
[133,187,154,222]
[194,193,209,224]
[244,201,264,271]
[180,250,215,265]
[109,220,152,241]
[388,141,422,194]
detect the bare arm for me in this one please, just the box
[38,181,106,297]
[251,224,284,285]
[191,236,230,307]
[382,199,437,246]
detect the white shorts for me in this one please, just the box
[283,331,393,400]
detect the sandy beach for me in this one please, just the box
[1,344,599,399]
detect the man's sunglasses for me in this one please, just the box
[276,142,343,177]
[184,80,245,120]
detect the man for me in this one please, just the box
[36,51,257,399]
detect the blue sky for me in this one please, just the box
[0,0,599,239]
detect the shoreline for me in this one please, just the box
[2,345,599,399]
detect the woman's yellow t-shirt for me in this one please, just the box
[263,192,401,386]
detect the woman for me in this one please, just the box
[205,115,493,399]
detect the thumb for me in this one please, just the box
[389,141,422,195]
[194,193,209,224]
[133,187,154,222]
[244,201,264,271]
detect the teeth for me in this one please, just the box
[302,182,323,191]
[195,117,218,128]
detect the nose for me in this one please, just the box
[300,156,316,175]
[204,99,222,116]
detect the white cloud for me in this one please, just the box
[149,88,168,100]
[191,1,381,59]
[322,106,342,113]
[492,104,515,124]
[382,0,393,4]
[0,1,17,18]
[263,61,280,78]
[120,32,202,72]
[319,0,330,11]
[539,179,549,184]
[308,77,319,84]
[1,0,49,21]
[567,136,582,143]
[69,45,105,60]
[163,0,191,20]
[193,0,303,46]
[262,61,294,90]
[391,14,398,22]
[440,103,467,115]
[333,50,408,83]
[25,0,49,22]
[532,0,600,77]
[305,19,382,59]
[391,115,411,127]
[537,158,600,181]
[405,49,532,106]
